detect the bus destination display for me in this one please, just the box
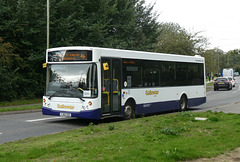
[48,50,92,62]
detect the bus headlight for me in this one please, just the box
[43,97,50,107]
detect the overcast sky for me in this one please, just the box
[145,0,240,52]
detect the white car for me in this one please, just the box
[228,77,235,87]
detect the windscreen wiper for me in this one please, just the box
[79,97,85,102]
[48,90,65,100]
[48,89,85,101]
[77,88,85,101]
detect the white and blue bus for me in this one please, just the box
[42,47,206,119]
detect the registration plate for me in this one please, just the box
[218,82,224,84]
[60,112,71,117]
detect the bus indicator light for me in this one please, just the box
[89,101,92,106]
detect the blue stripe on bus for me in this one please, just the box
[188,97,206,107]
[42,107,102,120]
[135,100,179,115]
[122,97,206,115]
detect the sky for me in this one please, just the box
[144,0,240,52]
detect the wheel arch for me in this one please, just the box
[124,97,136,109]
[179,93,188,101]
[123,97,136,119]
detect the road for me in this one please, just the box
[1,77,240,144]
[191,77,240,113]
[0,113,91,144]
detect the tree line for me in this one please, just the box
[0,0,239,101]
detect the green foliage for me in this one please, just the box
[0,98,42,107]
[203,48,224,75]
[0,0,159,102]
[85,122,95,135]
[225,49,240,72]
[207,117,219,122]
[203,48,240,75]
[160,127,179,136]
[154,22,208,55]
[0,105,41,113]
[177,111,195,117]
[108,124,115,131]
[48,0,159,50]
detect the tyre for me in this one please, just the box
[179,95,188,111]
[124,102,134,120]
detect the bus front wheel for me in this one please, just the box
[124,102,134,120]
[179,95,188,111]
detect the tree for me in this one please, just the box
[0,38,22,101]
[203,48,224,76]
[154,22,208,55]
[0,0,160,101]
[48,0,159,51]
[225,49,240,72]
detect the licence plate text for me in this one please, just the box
[60,112,71,117]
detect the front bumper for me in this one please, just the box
[42,106,102,119]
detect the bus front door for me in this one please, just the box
[101,58,121,116]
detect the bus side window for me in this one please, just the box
[104,79,110,92]
[113,79,119,92]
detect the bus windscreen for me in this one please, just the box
[46,64,98,98]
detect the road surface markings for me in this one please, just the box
[233,89,240,93]
[25,116,66,122]
[233,81,240,93]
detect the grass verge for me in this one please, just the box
[0,98,42,107]
[0,111,240,161]
[206,82,214,91]
[0,105,42,113]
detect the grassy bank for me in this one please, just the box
[0,98,42,107]
[0,98,42,113]
[0,111,240,161]
[0,105,42,113]
[206,82,214,91]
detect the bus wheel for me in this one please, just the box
[124,103,134,120]
[179,95,188,111]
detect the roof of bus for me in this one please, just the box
[47,46,204,63]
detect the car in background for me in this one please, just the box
[214,77,232,91]
[228,76,235,87]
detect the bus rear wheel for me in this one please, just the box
[179,95,188,111]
